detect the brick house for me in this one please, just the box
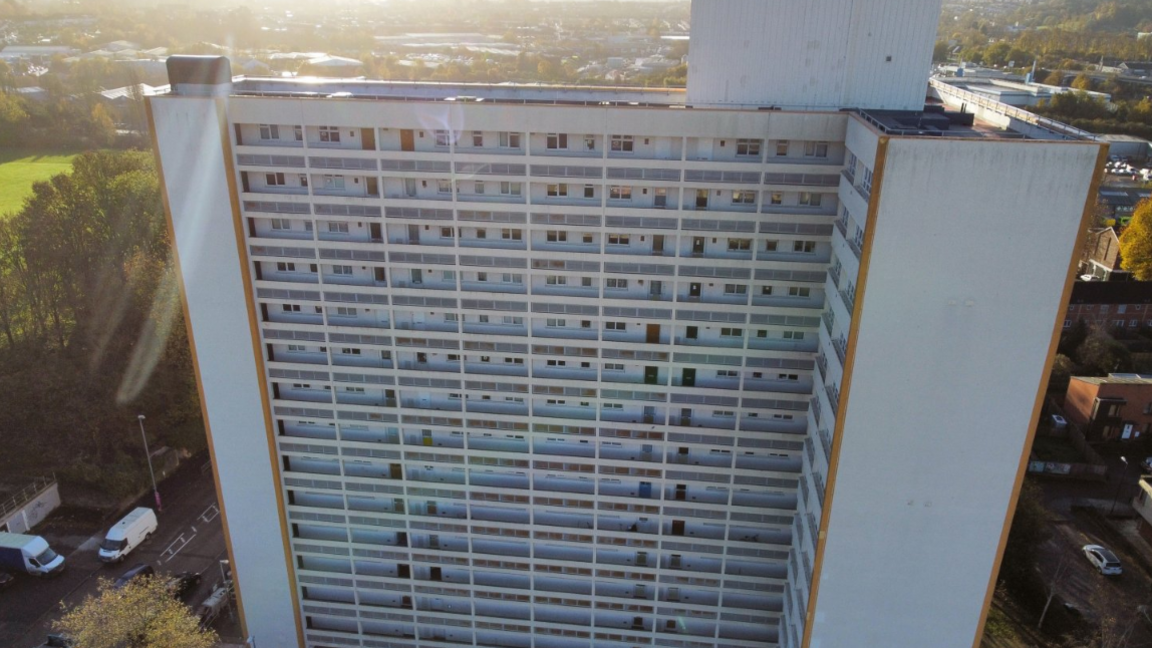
[1065,281,1152,331]
[1079,228,1128,282]
[1065,374,1152,442]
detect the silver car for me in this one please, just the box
[1083,544,1123,576]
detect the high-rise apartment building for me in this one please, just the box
[148,2,1105,647]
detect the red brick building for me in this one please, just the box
[1065,281,1152,331]
[1065,374,1152,442]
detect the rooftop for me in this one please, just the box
[1074,373,1152,386]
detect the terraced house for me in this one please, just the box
[147,1,1105,647]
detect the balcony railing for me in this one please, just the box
[818,427,832,462]
[813,470,826,509]
[825,382,840,415]
[815,353,828,380]
[832,336,847,367]
[822,311,834,337]
[839,288,855,313]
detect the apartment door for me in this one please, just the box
[397,564,410,578]
[411,269,423,285]
[667,587,681,602]
[428,534,440,548]
[632,617,644,630]
[675,485,687,502]
[366,177,378,196]
[393,498,405,513]
[400,129,415,151]
[672,519,686,535]
[427,501,438,515]
[638,482,652,499]
[646,324,660,343]
[692,237,705,255]
[677,447,689,464]
[689,283,702,299]
[680,408,693,426]
[370,223,382,242]
[649,280,662,299]
[644,366,659,385]
[396,532,408,547]
[636,551,649,566]
[374,267,387,283]
[407,224,420,242]
[686,326,698,340]
[642,406,655,424]
[669,555,682,569]
[654,188,667,208]
[417,352,428,364]
[681,368,696,387]
[404,178,417,197]
[652,235,664,254]
[633,584,646,599]
[696,189,709,209]
[422,430,433,446]
[240,172,250,193]
[361,128,376,150]
[389,464,402,479]
[430,567,443,581]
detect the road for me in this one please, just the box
[0,456,229,648]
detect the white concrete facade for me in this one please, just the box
[687,0,942,111]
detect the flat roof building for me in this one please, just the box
[148,2,1104,648]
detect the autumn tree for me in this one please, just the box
[1120,199,1152,280]
[54,576,218,648]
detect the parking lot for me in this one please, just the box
[0,457,237,647]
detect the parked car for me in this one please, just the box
[40,635,74,647]
[98,507,158,563]
[166,571,201,600]
[112,563,155,588]
[1083,544,1123,575]
[1141,457,1152,473]
[0,571,13,590]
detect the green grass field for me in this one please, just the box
[0,149,79,215]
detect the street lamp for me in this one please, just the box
[1110,455,1129,516]
[137,414,162,512]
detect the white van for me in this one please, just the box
[98,507,158,563]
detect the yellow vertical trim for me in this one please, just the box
[214,97,308,648]
[967,142,1110,648]
[145,97,251,638]
[800,135,890,648]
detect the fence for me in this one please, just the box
[0,474,56,520]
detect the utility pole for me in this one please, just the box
[137,414,162,512]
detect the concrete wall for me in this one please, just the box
[810,136,1102,648]
[686,0,942,110]
[0,482,60,534]
[149,95,301,647]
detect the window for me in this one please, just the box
[332,265,353,275]
[547,184,569,197]
[804,141,829,158]
[472,131,483,147]
[584,135,597,151]
[477,272,488,282]
[287,344,306,352]
[500,182,522,196]
[769,192,783,205]
[717,370,738,377]
[546,133,568,150]
[584,185,595,198]
[434,130,450,147]
[437,180,452,194]
[610,186,633,200]
[778,373,799,381]
[732,191,756,205]
[335,307,356,316]
[603,403,623,410]
[545,275,568,285]
[547,318,567,327]
[724,284,748,295]
[299,174,309,188]
[607,234,630,245]
[714,410,735,417]
[282,304,301,312]
[320,175,344,191]
[319,126,340,143]
[799,192,822,206]
[294,125,303,141]
[788,287,811,297]
[1132,319,1141,327]
[276,262,296,272]
[720,327,743,337]
[506,357,523,364]
[503,316,523,324]
[502,229,522,240]
[728,238,751,251]
[547,360,567,367]
[502,273,522,284]
[581,277,593,287]
[1119,304,1128,314]
[270,218,289,230]
[476,228,487,239]
[610,135,634,152]
[441,227,455,239]
[765,240,779,252]
[474,181,485,194]
[775,141,789,157]
[793,240,816,253]
[499,132,521,148]
[327,222,349,233]
[444,313,459,322]
[547,231,567,242]
[342,348,363,356]
[605,322,626,330]
[478,315,490,323]
[606,278,628,289]
[266,172,286,186]
[259,124,279,140]
[1063,319,1072,328]
[761,286,773,296]
[736,139,761,157]
[783,331,804,340]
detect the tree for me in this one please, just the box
[1120,199,1152,280]
[1075,326,1132,376]
[1044,70,1065,86]
[1072,73,1095,91]
[1050,353,1077,394]
[1000,480,1049,598]
[54,576,218,648]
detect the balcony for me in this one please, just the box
[460,322,528,336]
[838,288,856,313]
[335,392,396,408]
[458,282,527,296]
[601,408,665,424]
[271,350,327,365]
[752,294,823,310]
[532,241,600,254]
[534,366,598,381]
[676,292,749,306]
[463,362,528,376]
[675,335,744,349]
[331,354,391,369]
[533,285,599,299]
[533,404,596,421]
[533,327,598,341]
[327,314,389,329]
[467,400,529,416]
[832,336,847,367]
[323,275,386,288]
[400,398,462,413]
[740,416,806,435]
[455,193,527,205]
[601,371,667,386]
[744,377,812,394]
[457,238,526,251]
[394,320,459,333]
[671,414,737,431]
[748,337,818,353]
